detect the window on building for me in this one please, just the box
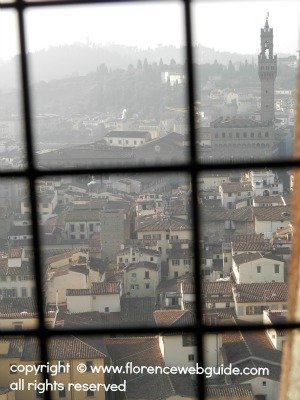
[257,266,261,273]
[85,360,93,372]
[172,259,180,266]
[188,354,195,362]
[144,271,150,279]
[274,264,280,273]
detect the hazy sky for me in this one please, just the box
[0,0,299,61]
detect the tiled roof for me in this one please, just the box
[65,209,101,222]
[220,182,252,193]
[92,282,120,295]
[105,130,150,138]
[121,297,156,325]
[254,195,284,204]
[0,297,37,314]
[136,215,191,232]
[59,311,122,329]
[66,288,91,296]
[204,307,237,320]
[233,252,262,265]
[253,206,291,221]
[0,263,34,277]
[105,336,175,400]
[230,359,281,383]
[203,281,233,296]
[153,310,195,327]
[234,282,288,303]
[8,247,22,258]
[225,233,265,243]
[66,282,120,296]
[170,374,197,398]
[207,383,254,399]
[222,330,282,369]
[202,207,253,222]
[181,280,195,294]
[21,336,107,360]
[232,241,272,252]
[0,338,24,359]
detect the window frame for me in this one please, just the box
[0,2,297,400]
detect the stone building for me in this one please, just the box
[201,16,278,161]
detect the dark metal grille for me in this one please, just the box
[0,1,298,399]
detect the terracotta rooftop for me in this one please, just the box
[153,310,195,328]
[220,182,252,193]
[234,282,288,303]
[207,383,254,399]
[105,336,175,399]
[136,215,191,232]
[233,252,263,265]
[253,206,291,221]
[21,336,107,360]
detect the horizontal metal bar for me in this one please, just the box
[0,0,277,10]
[0,157,298,180]
[0,0,174,9]
[0,321,299,337]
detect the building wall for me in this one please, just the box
[46,271,88,305]
[168,258,192,279]
[232,257,284,284]
[161,335,197,368]
[67,294,92,313]
[255,219,290,237]
[0,276,35,298]
[244,376,280,400]
[92,293,121,313]
[235,301,287,322]
[124,266,158,297]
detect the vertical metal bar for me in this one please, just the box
[15,1,52,399]
[183,0,205,398]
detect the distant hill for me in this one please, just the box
[0,43,261,91]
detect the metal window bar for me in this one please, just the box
[0,1,299,400]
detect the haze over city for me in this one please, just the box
[0,0,299,62]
